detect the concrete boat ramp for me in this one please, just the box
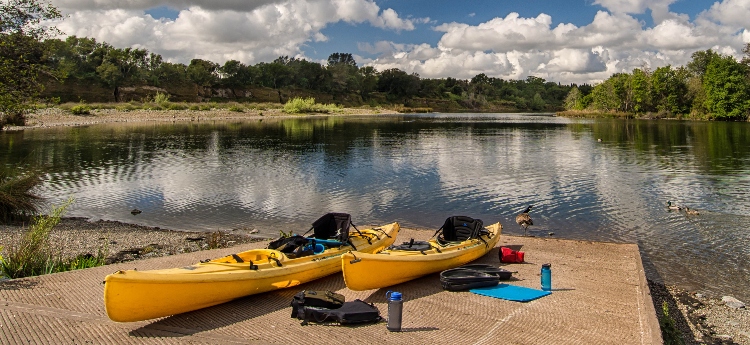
[0,228,662,344]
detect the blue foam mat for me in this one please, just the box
[470,283,551,302]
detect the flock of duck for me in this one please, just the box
[513,201,700,238]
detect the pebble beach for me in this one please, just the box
[2,108,749,344]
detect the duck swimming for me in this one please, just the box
[685,207,699,215]
[666,201,682,211]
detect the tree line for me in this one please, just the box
[564,47,750,120]
[43,35,575,111]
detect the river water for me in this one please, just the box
[2,113,749,300]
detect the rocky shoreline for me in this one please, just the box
[1,217,747,344]
[4,106,397,131]
[0,217,266,265]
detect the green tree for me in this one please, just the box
[186,58,219,87]
[358,65,378,98]
[651,65,689,115]
[0,0,62,127]
[377,68,420,100]
[530,92,546,111]
[630,68,651,113]
[703,55,750,120]
[687,49,721,78]
[590,79,619,111]
[327,52,358,96]
[564,86,583,110]
[95,46,150,100]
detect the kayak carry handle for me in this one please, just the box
[248,260,259,270]
[270,257,282,267]
[349,251,361,264]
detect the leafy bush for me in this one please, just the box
[153,92,170,104]
[0,168,42,222]
[283,97,341,114]
[70,104,91,115]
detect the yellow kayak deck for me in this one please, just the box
[342,222,501,291]
[104,223,399,322]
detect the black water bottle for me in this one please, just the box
[386,290,403,331]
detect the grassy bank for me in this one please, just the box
[555,109,720,121]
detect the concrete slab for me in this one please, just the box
[0,228,662,344]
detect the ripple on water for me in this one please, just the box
[8,115,750,302]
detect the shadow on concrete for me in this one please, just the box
[129,273,347,338]
[129,246,506,339]
[0,278,39,290]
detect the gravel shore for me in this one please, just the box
[0,217,266,264]
[5,106,396,130]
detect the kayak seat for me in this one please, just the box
[306,213,368,249]
[309,213,355,243]
[433,216,484,244]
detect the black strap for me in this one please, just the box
[431,225,444,239]
[430,243,442,253]
[350,221,364,238]
[248,260,258,270]
[232,254,244,263]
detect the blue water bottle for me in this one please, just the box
[541,263,552,291]
[386,291,403,332]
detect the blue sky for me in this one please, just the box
[54,0,748,84]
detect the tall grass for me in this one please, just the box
[0,168,42,222]
[283,97,341,114]
[0,198,105,279]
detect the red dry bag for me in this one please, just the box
[499,247,525,263]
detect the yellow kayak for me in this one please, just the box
[342,222,501,291]
[104,222,399,322]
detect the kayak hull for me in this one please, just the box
[342,222,501,291]
[104,223,399,322]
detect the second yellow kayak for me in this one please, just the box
[342,222,501,291]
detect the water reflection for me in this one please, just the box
[1,114,749,301]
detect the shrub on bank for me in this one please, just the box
[0,198,107,279]
[283,97,341,114]
[70,104,91,115]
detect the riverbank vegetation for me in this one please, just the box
[561,48,750,121]
[0,198,108,279]
[2,0,749,130]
